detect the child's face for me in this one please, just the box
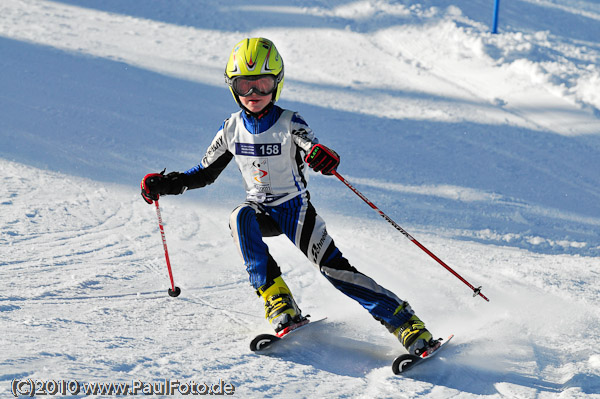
[239,93,272,114]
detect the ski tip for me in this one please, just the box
[392,354,420,375]
[250,334,279,352]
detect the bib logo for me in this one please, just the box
[251,159,271,192]
[253,169,268,182]
[252,160,268,183]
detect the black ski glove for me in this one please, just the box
[305,144,340,175]
[140,170,189,204]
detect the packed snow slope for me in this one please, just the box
[1,1,599,398]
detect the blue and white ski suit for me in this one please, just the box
[183,105,414,331]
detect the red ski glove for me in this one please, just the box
[305,144,340,175]
[141,171,166,204]
[141,170,188,204]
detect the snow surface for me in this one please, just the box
[1,0,599,398]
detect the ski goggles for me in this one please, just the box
[230,75,277,97]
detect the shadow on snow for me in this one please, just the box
[1,36,599,256]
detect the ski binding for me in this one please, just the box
[250,317,327,352]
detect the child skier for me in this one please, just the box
[141,37,439,356]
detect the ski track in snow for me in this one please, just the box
[1,160,599,398]
[1,0,600,398]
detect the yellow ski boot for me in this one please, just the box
[258,276,306,336]
[394,313,439,356]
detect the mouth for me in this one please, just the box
[246,98,265,107]
[242,94,269,110]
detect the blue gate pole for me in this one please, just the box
[492,0,501,34]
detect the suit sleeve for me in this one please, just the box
[290,112,318,154]
[183,122,233,189]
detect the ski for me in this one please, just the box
[250,317,327,352]
[392,334,454,375]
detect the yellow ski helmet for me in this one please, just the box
[224,38,284,110]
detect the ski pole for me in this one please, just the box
[154,197,181,297]
[332,171,489,302]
